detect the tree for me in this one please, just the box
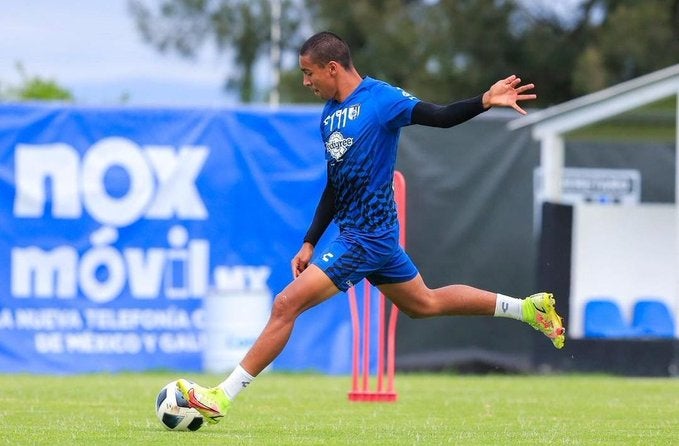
[295,0,601,105]
[594,0,679,84]
[414,0,522,101]
[0,63,74,102]
[505,0,601,105]
[129,0,679,106]
[520,0,679,100]
[129,0,305,103]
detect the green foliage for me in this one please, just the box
[1,372,679,445]
[1,63,74,102]
[129,0,679,105]
[129,0,304,102]
[595,0,679,84]
[12,77,74,102]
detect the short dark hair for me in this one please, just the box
[299,31,353,69]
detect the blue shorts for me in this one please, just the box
[312,225,418,292]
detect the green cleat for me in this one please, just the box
[176,379,231,424]
[522,292,565,349]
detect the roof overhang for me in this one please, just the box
[508,64,679,139]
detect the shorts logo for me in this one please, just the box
[325,131,353,161]
[321,252,334,262]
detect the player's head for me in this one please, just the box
[299,31,353,69]
[299,31,354,100]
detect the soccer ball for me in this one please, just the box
[155,380,204,431]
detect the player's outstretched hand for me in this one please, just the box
[482,75,536,115]
[291,242,314,278]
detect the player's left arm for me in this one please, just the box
[411,95,486,128]
[411,74,536,128]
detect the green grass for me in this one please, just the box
[1,373,678,445]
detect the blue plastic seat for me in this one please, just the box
[584,299,643,338]
[632,299,675,338]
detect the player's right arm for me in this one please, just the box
[291,174,336,278]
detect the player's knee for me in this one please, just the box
[399,294,440,319]
[404,307,434,319]
[402,307,427,319]
[270,293,299,322]
[401,305,432,319]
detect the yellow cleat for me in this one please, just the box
[523,292,566,349]
[176,379,231,424]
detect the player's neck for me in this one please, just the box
[334,68,363,103]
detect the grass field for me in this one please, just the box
[1,372,678,445]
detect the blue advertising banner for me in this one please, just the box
[0,103,355,374]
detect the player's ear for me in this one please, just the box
[328,61,338,76]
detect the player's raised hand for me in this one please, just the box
[482,74,536,115]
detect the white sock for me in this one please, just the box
[494,293,524,321]
[218,364,255,401]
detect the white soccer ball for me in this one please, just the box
[155,380,204,431]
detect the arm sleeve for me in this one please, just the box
[410,94,487,128]
[303,175,336,246]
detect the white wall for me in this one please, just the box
[570,204,677,338]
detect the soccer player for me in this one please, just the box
[178,31,565,423]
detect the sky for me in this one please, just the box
[0,0,237,106]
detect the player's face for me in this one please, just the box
[299,54,337,101]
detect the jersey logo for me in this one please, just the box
[397,87,418,100]
[348,104,361,120]
[325,131,353,161]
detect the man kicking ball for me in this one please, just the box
[178,31,565,423]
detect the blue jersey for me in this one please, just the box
[320,77,419,233]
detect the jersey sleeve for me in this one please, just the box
[372,81,420,130]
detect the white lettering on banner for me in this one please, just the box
[35,333,64,353]
[17,307,205,354]
[14,309,83,330]
[8,307,201,330]
[11,225,211,302]
[82,138,154,226]
[213,266,271,291]
[11,246,77,298]
[84,307,194,330]
[13,137,208,226]
[38,332,202,354]
[33,331,204,355]
[124,247,166,298]
[0,309,14,329]
[143,145,208,219]
[14,307,204,355]
[8,132,273,366]
[158,332,202,353]
[13,143,81,218]
[79,230,127,303]
[142,334,158,353]
[65,332,143,354]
